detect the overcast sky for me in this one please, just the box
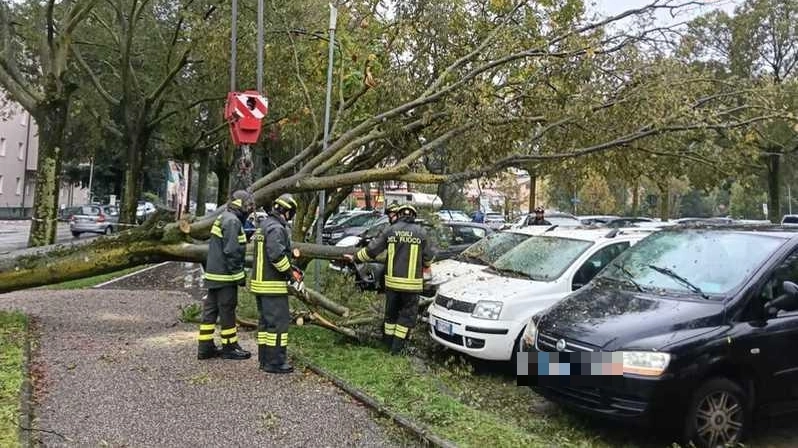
[591,0,741,24]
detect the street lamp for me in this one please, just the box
[314,3,337,290]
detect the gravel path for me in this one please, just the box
[0,289,399,447]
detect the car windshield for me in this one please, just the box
[490,236,593,281]
[458,232,531,265]
[327,213,356,226]
[341,213,379,227]
[599,230,786,298]
[363,217,390,238]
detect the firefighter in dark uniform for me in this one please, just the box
[345,204,434,354]
[197,190,253,360]
[249,193,303,373]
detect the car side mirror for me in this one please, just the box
[766,281,798,316]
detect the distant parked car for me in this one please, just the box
[136,201,156,223]
[321,210,383,245]
[437,209,472,222]
[69,205,118,237]
[484,212,506,230]
[511,211,582,228]
[578,215,621,226]
[782,215,798,226]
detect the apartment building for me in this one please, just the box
[0,99,87,218]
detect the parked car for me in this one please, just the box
[483,212,506,230]
[136,201,156,223]
[69,204,119,237]
[578,215,621,226]
[437,209,472,222]
[523,226,798,447]
[330,221,494,291]
[604,217,655,227]
[427,227,655,361]
[782,214,798,226]
[510,211,582,228]
[322,210,383,245]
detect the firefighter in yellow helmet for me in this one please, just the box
[345,204,435,354]
[249,193,302,373]
[197,190,254,360]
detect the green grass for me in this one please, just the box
[0,312,27,448]
[46,266,149,290]
[290,326,639,448]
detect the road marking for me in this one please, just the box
[92,261,171,288]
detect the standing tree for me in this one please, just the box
[0,0,99,246]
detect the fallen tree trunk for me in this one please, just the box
[0,211,355,294]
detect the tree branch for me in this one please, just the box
[72,46,120,106]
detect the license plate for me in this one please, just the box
[435,319,452,336]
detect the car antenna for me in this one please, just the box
[604,228,620,238]
[545,224,558,232]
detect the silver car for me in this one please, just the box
[69,205,119,237]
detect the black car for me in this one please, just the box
[321,211,383,245]
[335,221,494,291]
[523,225,798,447]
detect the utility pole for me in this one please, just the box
[314,4,337,290]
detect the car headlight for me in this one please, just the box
[331,232,344,239]
[622,351,670,377]
[472,301,502,320]
[522,317,538,347]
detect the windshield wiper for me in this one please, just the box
[647,264,710,300]
[456,254,488,266]
[611,262,644,292]
[487,264,529,279]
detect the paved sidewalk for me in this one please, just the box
[0,289,398,447]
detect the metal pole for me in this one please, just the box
[789,184,793,215]
[315,4,337,290]
[230,0,237,92]
[257,0,264,93]
[87,157,94,204]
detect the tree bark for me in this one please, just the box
[215,149,232,206]
[657,182,670,221]
[767,153,781,222]
[27,99,69,247]
[183,163,193,215]
[363,183,372,210]
[196,150,209,216]
[631,181,640,216]
[527,175,537,213]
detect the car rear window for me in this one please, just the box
[783,216,798,224]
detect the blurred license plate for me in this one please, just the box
[435,319,452,336]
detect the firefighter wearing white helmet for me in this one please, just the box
[249,193,302,373]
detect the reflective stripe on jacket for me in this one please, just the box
[204,210,246,288]
[250,212,292,295]
[354,218,434,292]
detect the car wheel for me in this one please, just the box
[104,226,112,235]
[71,231,81,238]
[683,377,749,448]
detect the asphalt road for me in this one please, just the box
[0,220,96,252]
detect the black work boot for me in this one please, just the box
[382,333,394,349]
[197,341,221,360]
[262,347,293,373]
[390,337,407,356]
[221,343,251,360]
[258,345,269,370]
[232,342,251,357]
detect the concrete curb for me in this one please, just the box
[294,354,459,448]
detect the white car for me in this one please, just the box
[426,227,657,361]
